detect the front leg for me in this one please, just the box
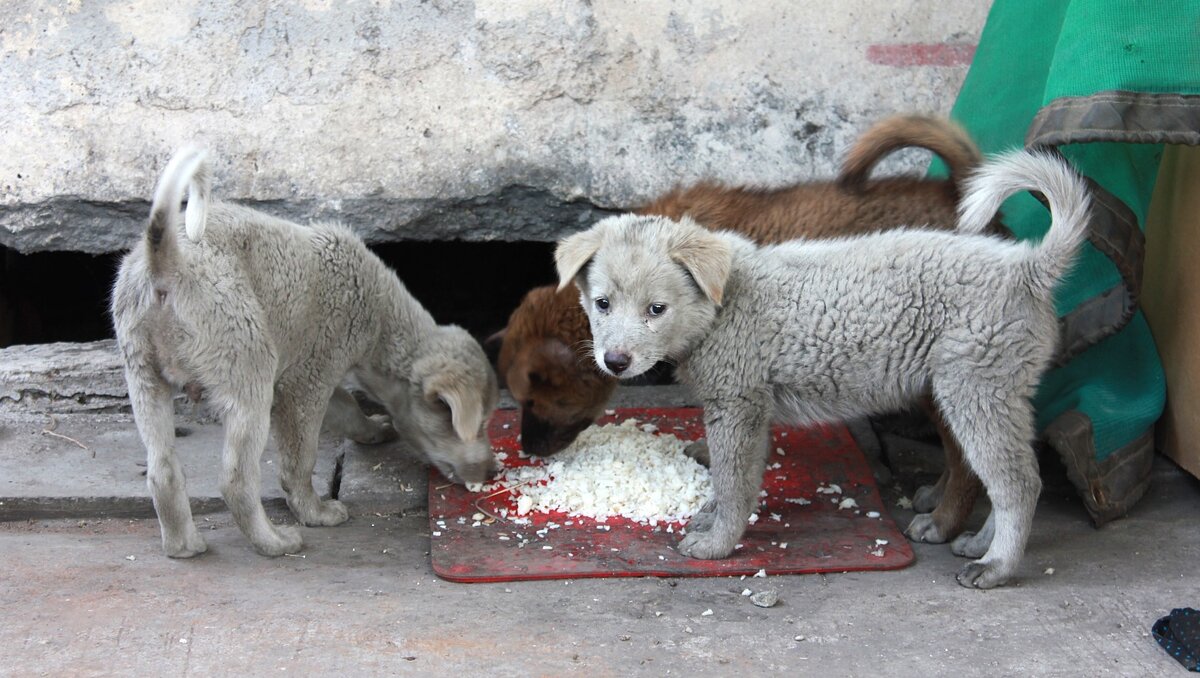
[677,398,770,560]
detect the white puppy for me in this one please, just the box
[555,150,1090,588]
[112,147,499,558]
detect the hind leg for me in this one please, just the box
[273,384,349,527]
[219,388,304,557]
[907,402,982,543]
[323,387,397,445]
[934,378,1041,589]
[952,510,995,559]
[127,365,207,558]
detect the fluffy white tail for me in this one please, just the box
[145,146,210,279]
[957,149,1091,289]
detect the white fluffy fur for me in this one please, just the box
[557,149,1091,589]
[113,147,499,558]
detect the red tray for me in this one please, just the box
[430,408,914,582]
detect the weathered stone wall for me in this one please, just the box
[2,1,991,253]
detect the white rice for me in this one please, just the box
[495,419,711,525]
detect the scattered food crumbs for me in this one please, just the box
[753,568,767,578]
[504,588,512,593]
[866,511,881,518]
[472,512,485,521]
[371,462,383,472]
[655,611,663,617]
[498,536,510,541]
[770,513,782,521]
[775,448,785,456]
[125,555,136,561]
[770,462,782,470]
[641,423,658,433]
[780,542,788,549]
[741,589,753,597]
[620,635,631,641]
[1044,567,1055,575]
[869,548,885,557]
[685,626,693,634]
[875,539,889,546]
[466,482,483,492]
[517,495,534,516]
[785,497,811,505]
[816,484,842,494]
[179,638,188,644]
[750,590,778,608]
[740,575,747,581]
[896,496,913,509]
[747,514,759,525]
[659,555,665,561]
[794,635,806,642]
[701,609,714,617]
[542,545,553,550]
[605,409,616,416]
[432,531,442,537]
[838,498,858,510]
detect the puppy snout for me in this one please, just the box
[603,351,632,374]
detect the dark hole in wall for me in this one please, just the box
[0,241,559,349]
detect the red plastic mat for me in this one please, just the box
[429,408,914,583]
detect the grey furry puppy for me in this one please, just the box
[112,147,499,558]
[555,150,1090,588]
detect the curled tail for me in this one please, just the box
[957,149,1092,293]
[146,146,211,280]
[837,115,983,193]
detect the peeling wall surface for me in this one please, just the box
[1,1,991,253]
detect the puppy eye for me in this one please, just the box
[647,303,667,317]
[595,297,610,311]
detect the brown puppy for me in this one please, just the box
[497,115,995,542]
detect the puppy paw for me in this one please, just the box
[956,559,1012,589]
[252,525,304,557]
[164,532,209,559]
[300,499,350,527]
[683,440,711,467]
[349,415,399,445]
[676,529,737,560]
[904,514,948,544]
[951,530,991,559]
[912,483,942,513]
[685,499,718,533]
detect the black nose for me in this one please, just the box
[603,351,631,374]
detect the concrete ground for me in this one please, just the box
[1,390,1196,676]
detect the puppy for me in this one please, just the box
[556,150,1090,588]
[112,147,499,557]
[498,115,991,538]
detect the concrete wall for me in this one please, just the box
[1,1,992,253]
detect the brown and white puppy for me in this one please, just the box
[112,147,499,558]
[496,115,995,542]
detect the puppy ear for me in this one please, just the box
[667,222,733,305]
[554,228,603,292]
[425,375,484,443]
[482,328,506,367]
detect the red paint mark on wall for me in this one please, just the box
[867,43,977,67]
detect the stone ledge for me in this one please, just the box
[0,188,619,255]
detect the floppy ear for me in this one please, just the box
[554,228,603,292]
[482,327,506,369]
[424,375,484,442]
[667,221,733,305]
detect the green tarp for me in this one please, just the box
[932,0,1200,522]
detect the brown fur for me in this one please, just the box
[498,115,995,540]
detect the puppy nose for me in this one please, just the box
[603,351,631,374]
